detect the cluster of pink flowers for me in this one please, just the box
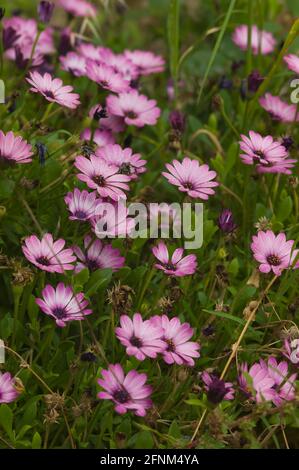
[239,357,297,406]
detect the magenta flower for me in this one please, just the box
[163,157,218,200]
[124,50,165,75]
[150,315,200,366]
[77,43,110,62]
[27,71,80,109]
[73,235,125,272]
[0,130,33,164]
[103,53,139,81]
[232,25,276,55]
[36,283,92,327]
[64,188,101,221]
[284,338,299,365]
[58,0,97,17]
[239,362,275,403]
[239,131,295,174]
[261,357,297,406]
[201,371,234,404]
[89,104,125,133]
[116,313,166,361]
[97,363,152,416]
[259,93,299,123]
[0,372,19,404]
[284,54,299,74]
[22,233,76,273]
[60,52,86,77]
[80,128,115,147]
[86,60,130,93]
[251,230,299,276]
[96,144,146,180]
[106,90,161,127]
[152,242,197,277]
[74,155,130,201]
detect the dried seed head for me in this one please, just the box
[43,408,60,425]
[44,392,65,410]
[107,282,135,314]
[254,216,272,231]
[157,296,174,314]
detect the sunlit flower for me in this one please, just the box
[259,93,299,123]
[36,282,92,327]
[115,313,166,361]
[0,372,19,404]
[97,364,152,416]
[64,188,101,221]
[106,90,161,127]
[0,130,33,164]
[60,52,86,77]
[238,362,275,402]
[96,144,146,179]
[124,49,165,75]
[163,157,218,199]
[232,25,276,55]
[261,357,297,406]
[86,60,131,93]
[251,230,299,276]
[22,233,76,273]
[27,71,80,109]
[152,241,197,277]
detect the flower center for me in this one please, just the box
[164,263,176,271]
[267,254,281,266]
[93,175,106,186]
[74,210,87,220]
[53,307,66,319]
[86,258,100,271]
[253,150,265,160]
[125,110,138,119]
[166,338,176,352]
[44,90,55,99]
[113,388,130,404]
[183,182,194,190]
[119,162,132,175]
[130,335,142,347]
[99,80,109,88]
[36,256,50,266]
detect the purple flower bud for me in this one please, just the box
[247,70,264,93]
[38,1,54,24]
[281,136,294,150]
[219,75,233,90]
[205,375,229,405]
[58,27,72,56]
[169,110,186,133]
[3,26,19,50]
[218,209,237,234]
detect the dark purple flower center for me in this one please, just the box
[164,263,176,271]
[253,150,265,161]
[206,376,228,405]
[86,258,100,271]
[183,182,194,190]
[93,175,106,186]
[119,162,132,175]
[166,338,176,352]
[74,210,88,220]
[130,335,142,348]
[99,80,109,88]
[125,110,138,119]
[267,254,281,266]
[53,307,66,319]
[44,90,55,99]
[113,388,130,404]
[36,256,50,266]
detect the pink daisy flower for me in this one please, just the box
[60,52,86,77]
[238,362,275,403]
[22,233,76,273]
[124,50,165,75]
[284,338,299,365]
[0,130,33,164]
[106,90,161,127]
[115,313,166,361]
[80,128,115,147]
[251,230,299,276]
[0,372,19,404]
[86,60,131,93]
[152,241,197,277]
[150,315,200,366]
[95,144,146,180]
[77,43,110,62]
[201,371,234,404]
[239,131,295,174]
[58,0,97,17]
[89,104,125,133]
[74,155,130,201]
[97,364,152,416]
[26,71,80,109]
[261,357,297,406]
[35,283,92,327]
[162,157,218,200]
[284,54,299,74]
[259,93,299,123]
[103,53,139,81]
[15,44,44,69]
[73,235,125,272]
[64,188,101,221]
[232,25,276,55]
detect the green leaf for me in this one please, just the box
[85,268,112,296]
[203,309,244,325]
[277,196,292,223]
[134,431,154,449]
[167,0,180,83]
[0,404,13,440]
[0,178,15,199]
[32,432,42,449]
